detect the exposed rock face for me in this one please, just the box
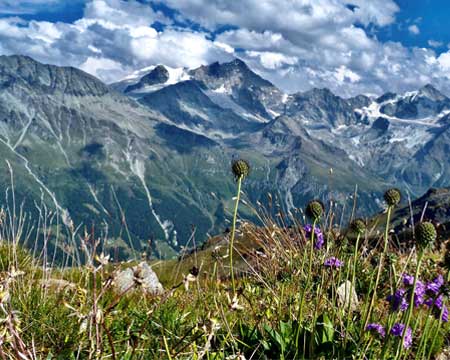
[113,262,163,295]
[125,65,169,93]
[0,54,237,259]
[4,54,450,262]
[189,58,285,119]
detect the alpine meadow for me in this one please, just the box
[0,1,450,359]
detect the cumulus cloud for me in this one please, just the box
[438,52,450,71]
[0,0,233,83]
[158,0,399,32]
[428,40,443,48]
[246,51,297,69]
[1,0,450,97]
[408,24,420,35]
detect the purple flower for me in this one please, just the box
[366,323,386,338]
[390,323,412,349]
[425,294,449,322]
[426,275,444,295]
[440,306,449,322]
[402,273,415,286]
[303,224,324,250]
[402,274,425,304]
[388,274,426,311]
[387,288,408,312]
[412,281,426,307]
[324,257,343,268]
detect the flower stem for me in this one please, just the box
[364,206,392,329]
[345,233,361,346]
[295,218,317,354]
[229,175,243,294]
[395,250,423,360]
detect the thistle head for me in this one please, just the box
[231,159,250,181]
[305,200,324,221]
[415,221,437,250]
[350,218,366,236]
[384,188,401,207]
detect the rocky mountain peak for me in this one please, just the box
[124,65,169,93]
[189,58,275,89]
[418,84,447,101]
[0,54,110,97]
[285,87,363,128]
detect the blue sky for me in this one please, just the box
[1,0,450,96]
[377,0,450,51]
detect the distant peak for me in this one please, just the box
[152,64,168,72]
[189,57,276,91]
[300,87,336,99]
[193,58,250,75]
[421,83,438,92]
[229,58,248,68]
[418,84,446,99]
[124,65,170,93]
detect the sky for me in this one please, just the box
[1,0,450,97]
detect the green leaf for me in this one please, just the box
[316,313,334,345]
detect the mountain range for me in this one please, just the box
[1,54,450,259]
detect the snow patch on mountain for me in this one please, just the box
[116,65,190,95]
[120,65,157,82]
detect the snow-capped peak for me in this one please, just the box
[165,66,191,85]
[113,65,191,95]
[120,65,157,82]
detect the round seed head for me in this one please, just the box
[305,200,324,221]
[384,188,401,207]
[415,221,437,250]
[231,159,250,180]
[350,218,366,235]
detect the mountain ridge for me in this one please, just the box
[1,54,450,260]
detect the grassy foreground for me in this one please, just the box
[0,180,449,359]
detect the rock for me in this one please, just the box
[337,280,359,312]
[436,347,450,360]
[113,262,163,295]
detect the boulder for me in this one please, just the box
[337,280,359,312]
[113,262,163,295]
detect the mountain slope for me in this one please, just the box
[0,55,240,259]
[3,55,450,261]
[139,80,264,138]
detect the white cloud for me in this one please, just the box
[334,65,360,83]
[246,51,297,69]
[428,40,443,48]
[84,0,164,28]
[79,56,126,80]
[438,52,450,71]
[0,0,450,97]
[159,0,399,31]
[408,24,420,35]
[347,0,399,26]
[216,29,288,52]
[0,0,233,83]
